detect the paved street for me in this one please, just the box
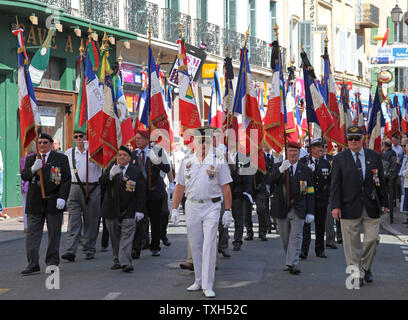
[0,211,408,300]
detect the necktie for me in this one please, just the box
[42,154,46,168]
[290,165,294,177]
[355,152,363,179]
[141,150,145,166]
[120,166,125,177]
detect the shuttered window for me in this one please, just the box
[225,0,236,31]
[299,21,313,63]
[167,0,179,11]
[249,0,256,37]
[270,1,277,43]
[197,0,208,21]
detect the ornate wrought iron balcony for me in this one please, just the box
[248,36,270,68]
[126,0,159,38]
[80,0,119,28]
[356,3,379,29]
[161,8,191,44]
[222,28,246,62]
[33,0,72,13]
[193,19,221,56]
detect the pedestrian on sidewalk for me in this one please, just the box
[20,133,71,275]
[0,146,8,221]
[331,126,388,287]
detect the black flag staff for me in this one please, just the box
[300,45,316,163]
[271,23,290,208]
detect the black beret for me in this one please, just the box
[119,145,132,157]
[346,126,364,136]
[38,133,53,143]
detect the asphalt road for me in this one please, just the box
[0,214,407,300]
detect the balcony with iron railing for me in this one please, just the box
[193,19,221,56]
[356,3,379,29]
[161,7,191,44]
[32,0,270,69]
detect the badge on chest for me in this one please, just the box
[123,175,136,192]
[207,165,217,180]
[51,167,62,185]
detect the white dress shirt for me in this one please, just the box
[65,147,102,183]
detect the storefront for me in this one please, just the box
[0,0,135,215]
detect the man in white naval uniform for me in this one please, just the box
[172,126,233,298]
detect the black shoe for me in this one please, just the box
[336,239,343,244]
[299,253,307,260]
[326,244,338,249]
[179,262,194,271]
[110,263,122,270]
[267,228,272,234]
[244,235,254,241]
[61,253,75,262]
[131,251,140,259]
[122,265,134,273]
[283,265,292,272]
[151,250,161,257]
[161,238,171,247]
[233,244,241,251]
[259,236,268,242]
[271,224,277,231]
[364,270,373,283]
[289,266,301,275]
[85,253,95,260]
[316,252,327,258]
[141,242,150,250]
[218,248,231,258]
[21,265,40,276]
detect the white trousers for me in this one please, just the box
[185,200,221,291]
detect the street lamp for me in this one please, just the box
[391,4,403,23]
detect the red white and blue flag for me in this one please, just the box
[116,66,134,147]
[367,84,385,153]
[208,69,223,129]
[13,28,41,152]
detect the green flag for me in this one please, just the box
[29,28,55,87]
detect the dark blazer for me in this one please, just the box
[131,146,170,201]
[21,151,71,215]
[269,161,315,219]
[253,153,267,197]
[265,153,275,195]
[230,153,254,199]
[300,156,331,209]
[330,148,388,219]
[100,163,146,220]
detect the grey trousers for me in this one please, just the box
[276,209,305,267]
[26,212,64,268]
[325,202,336,246]
[340,208,380,277]
[64,184,101,256]
[106,217,136,267]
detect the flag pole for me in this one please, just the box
[302,44,313,163]
[225,44,231,151]
[148,23,152,191]
[274,23,290,207]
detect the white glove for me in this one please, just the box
[56,198,66,210]
[305,214,314,224]
[169,182,176,195]
[171,208,180,226]
[31,159,43,173]
[308,162,315,172]
[84,140,89,151]
[222,210,233,228]
[135,212,144,222]
[109,164,121,180]
[147,148,160,164]
[279,160,291,173]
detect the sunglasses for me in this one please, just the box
[74,134,84,139]
[347,136,362,142]
[38,141,49,145]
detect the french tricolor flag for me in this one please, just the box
[367,84,385,153]
[13,28,41,152]
[208,69,223,129]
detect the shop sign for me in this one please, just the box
[202,64,217,79]
[39,106,57,127]
[377,70,393,84]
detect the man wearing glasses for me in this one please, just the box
[171,126,233,298]
[331,126,388,286]
[21,133,71,275]
[61,129,102,262]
